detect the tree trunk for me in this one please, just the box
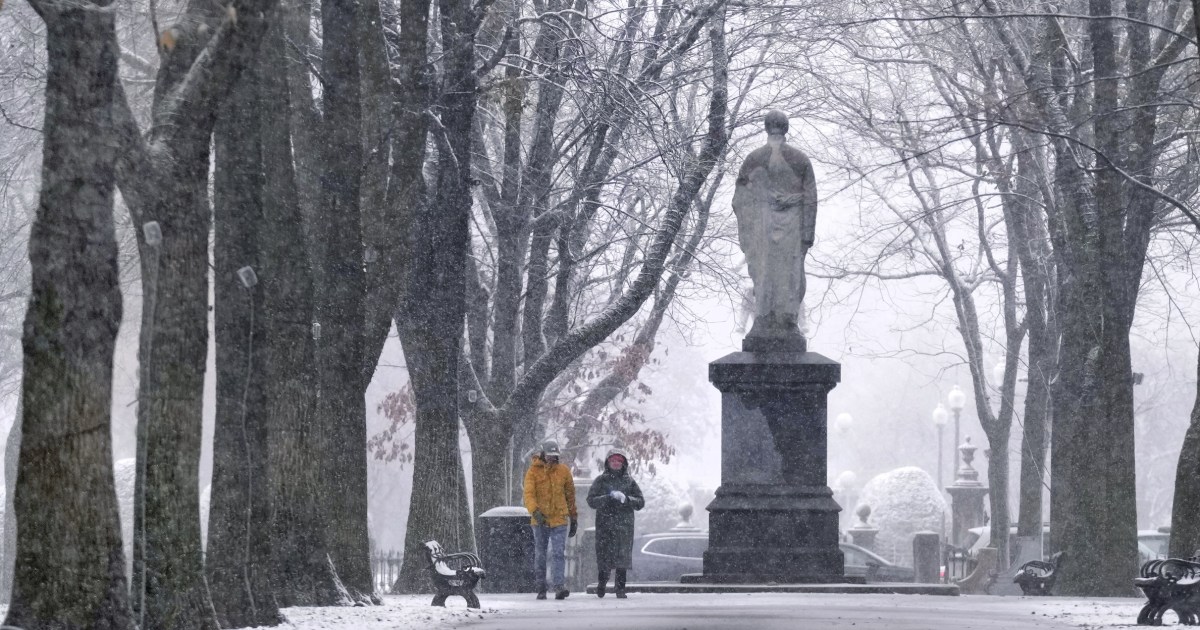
[108,2,278,624]
[1009,140,1054,539]
[283,0,324,267]
[313,0,375,603]
[259,20,349,607]
[1048,230,1140,596]
[394,0,484,592]
[207,46,283,627]
[393,328,476,593]
[4,4,135,626]
[1169,347,1200,557]
[469,418,512,515]
[986,424,1012,567]
[1049,0,1140,595]
[1016,329,1051,538]
[132,155,221,630]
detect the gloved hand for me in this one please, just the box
[532,509,547,525]
[609,490,627,504]
[569,518,578,538]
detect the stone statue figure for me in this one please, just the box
[732,110,817,352]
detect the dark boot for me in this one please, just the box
[536,581,547,600]
[554,588,570,600]
[597,570,609,598]
[615,568,627,598]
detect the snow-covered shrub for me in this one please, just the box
[856,466,946,567]
[631,473,691,536]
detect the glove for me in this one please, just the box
[569,518,578,538]
[532,509,547,525]
[609,490,627,504]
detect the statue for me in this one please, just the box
[731,111,817,351]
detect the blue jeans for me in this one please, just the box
[533,524,568,590]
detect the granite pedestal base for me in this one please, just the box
[691,350,850,585]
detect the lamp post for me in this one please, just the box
[947,385,966,467]
[835,470,858,533]
[835,412,853,435]
[932,403,949,543]
[932,404,949,489]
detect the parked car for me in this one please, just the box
[964,524,1170,565]
[963,525,1047,563]
[1138,529,1170,558]
[626,531,914,582]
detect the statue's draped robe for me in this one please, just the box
[731,140,817,334]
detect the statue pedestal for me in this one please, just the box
[947,485,988,547]
[946,438,989,548]
[684,351,855,584]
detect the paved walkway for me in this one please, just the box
[439,593,1136,630]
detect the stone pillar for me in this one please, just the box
[912,531,940,583]
[684,351,851,584]
[945,437,988,547]
[847,504,879,552]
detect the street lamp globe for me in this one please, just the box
[993,362,1006,386]
[932,403,949,426]
[835,412,854,434]
[835,470,857,491]
[947,385,967,412]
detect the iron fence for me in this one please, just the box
[371,549,403,594]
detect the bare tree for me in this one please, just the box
[1170,344,1200,556]
[207,23,284,626]
[111,0,279,623]
[310,0,377,602]
[0,5,39,604]
[1165,3,1200,559]
[458,0,733,516]
[260,3,350,605]
[3,0,135,625]
[392,0,489,593]
[977,0,1196,594]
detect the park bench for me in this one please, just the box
[423,540,485,608]
[1013,551,1066,596]
[1135,556,1200,625]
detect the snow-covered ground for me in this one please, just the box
[1031,598,1148,629]
[0,593,1155,629]
[238,595,505,629]
[218,593,1157,630]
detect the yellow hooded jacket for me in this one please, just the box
[523,456,577,527]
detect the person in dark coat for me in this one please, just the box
[586,448,644,598]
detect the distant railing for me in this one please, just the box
[942,544,974,583]
[371,549,403,594]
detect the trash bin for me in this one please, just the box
[478,506,536,593]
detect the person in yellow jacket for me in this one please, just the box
[523,439,578,600]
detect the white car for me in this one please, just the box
[628,532,914,582]
[963,525,1169,565]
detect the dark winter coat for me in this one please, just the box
[586,450,645,570]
